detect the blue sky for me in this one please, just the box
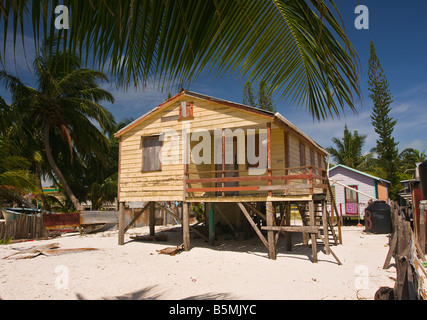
[1,0,426,156]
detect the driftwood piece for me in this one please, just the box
[4,242,60,259]
[156,245,183,256]
[83,223,116,234]
[3,242,97,259]
[130,234,168,242]
[40,248,98,256]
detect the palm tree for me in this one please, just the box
[0,44,115,211]
[0,143,38,207]
[0,98,38,207]
[399,148,427,174]
[327,124,367,169]
[83,118,133,210]
[1,0,360,121]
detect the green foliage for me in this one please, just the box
[243,82,256,107]
[1,0,360,120]
[257,81,276,113]
[0,128,38,206]
[0,237,13,245]
[399,148,426,174]
[0,38,116,210]
[368,41,399,199]
[327,124,367,169]
[191,203,205,222]
[243,81,276,112]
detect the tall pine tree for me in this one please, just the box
[243,81,257,107]
[257,81,276,112]
[243,81,276,112]
[368,41,399,199]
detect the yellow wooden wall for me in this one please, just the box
[118,94,327,203]
[119,101,184,202]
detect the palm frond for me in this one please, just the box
[1,0,360,120]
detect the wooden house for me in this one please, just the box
[328,164,390,218]
[114,90,341,263]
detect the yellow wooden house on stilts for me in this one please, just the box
[115,90,342,264]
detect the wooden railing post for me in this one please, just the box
[118,201,125,245]
[309,166,314,195]
[183,123,189,201]
[309,200,317,263]
[267,123,272,196]
[222,128,225,197]
[266,201,276,259]
[208,202,215,246]
[149,201,155,236]
[183,202,190,251]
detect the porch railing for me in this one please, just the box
[184,165,328,198]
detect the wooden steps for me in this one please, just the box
[298,201,340,246]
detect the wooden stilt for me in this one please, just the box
[237,202,268,249]
[118,202,125,245]
[317,231,342,265]
[155,202,209,242]
[284,202,292,251]
[183,202,190,251]
[322,200,330,255]
[266,201,276,260]
[299,204,309,245]
[309,200,318,263]
[327,179,342,244]
[208,202,215,246]
[274,203,285,246]
[149,201,155,236]
[383,232,398,269]
[124,201,150,233]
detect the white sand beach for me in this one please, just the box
[0,224,396,300]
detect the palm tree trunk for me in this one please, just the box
[35,162,50,211]
[43,123,82,212]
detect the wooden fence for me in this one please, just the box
[0,214,48,241]
[382,201,427,300]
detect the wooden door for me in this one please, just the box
[345,185,359,215]
[216,136,238,196]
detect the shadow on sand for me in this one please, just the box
[125,224,338,264]
[75,285,235,300]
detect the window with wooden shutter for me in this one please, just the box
[299,142,307,183]
[317,153,323,169]
[310,149,315,167]
[179,102,193,119]
[142,135,162,172]
[299,142,306,166]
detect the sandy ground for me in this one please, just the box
[0,224,397,300]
